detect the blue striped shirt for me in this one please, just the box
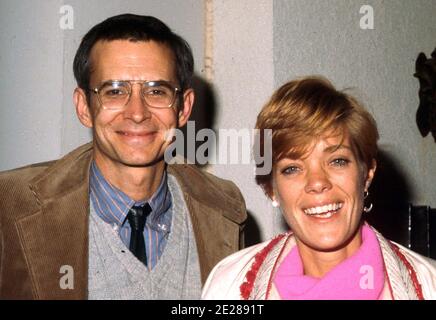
[89,161,172,269]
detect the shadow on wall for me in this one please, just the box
[365,149,413,246]
[244,210,263,247]
[182,75,263,247]
[178,75,217,167]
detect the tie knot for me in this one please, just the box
[127,203,152,231]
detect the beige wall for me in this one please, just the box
[1,0,435,243]
[0,0,205,170]
[273,0,436,209]
[210,0,436,241]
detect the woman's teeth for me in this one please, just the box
[303,202,343,218]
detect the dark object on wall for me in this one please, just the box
[408,204,436,259]
[414,48,436,142]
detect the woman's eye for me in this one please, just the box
[331,158,350,167]
[281,166,300,175]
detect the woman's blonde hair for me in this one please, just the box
[255,76,379,197]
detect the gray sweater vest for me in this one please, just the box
[87,174,202,299]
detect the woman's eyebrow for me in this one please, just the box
[324,144,352,153]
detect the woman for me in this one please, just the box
[202,77,436,300]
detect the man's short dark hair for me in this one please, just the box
[73,14,194,96]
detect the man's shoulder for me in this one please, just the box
[0,161,58,221]
[0,143,93,184]
[0,160,56,187]
[0,143,93,201]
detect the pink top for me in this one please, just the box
[274,224,385,300]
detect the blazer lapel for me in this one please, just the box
[15,143,93,299]
[168,164,246,284]
[183,193,240,284]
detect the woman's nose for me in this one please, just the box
[304,168,332,194]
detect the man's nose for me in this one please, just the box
[304,167,332,194]
[123,86,152,122]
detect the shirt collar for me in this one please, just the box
[89,161,172,232]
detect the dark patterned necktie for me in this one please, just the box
[127,204,152,266]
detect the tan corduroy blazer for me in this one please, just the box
[0,143,247,299]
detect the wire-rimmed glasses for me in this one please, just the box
[91,80,181,110]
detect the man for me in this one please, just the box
[0,14,246,299]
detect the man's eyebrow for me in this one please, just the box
[324,144,352,153]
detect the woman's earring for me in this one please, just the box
[363,190,373,213]
[272,199,279,208]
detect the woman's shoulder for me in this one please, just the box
[393,242,436,269]
[392,242,436,297]
[201,241,271,300]
[202,233,290,300]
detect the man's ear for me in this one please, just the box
[365,159,377,191]
[177,88,194,128]
[74,88,93,128]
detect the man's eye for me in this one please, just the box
[151,89,166,96]
[107,89,124,95]
[102,87,128,97]
[331,158,350,167]
[146,88,170,97]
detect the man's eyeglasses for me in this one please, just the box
[91,80,181,110]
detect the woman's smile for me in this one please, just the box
[273,132,375,253]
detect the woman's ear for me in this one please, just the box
[271,197,279,208]
[74,88,93,128]
[269,182,280,207]
[365,159,377,191]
